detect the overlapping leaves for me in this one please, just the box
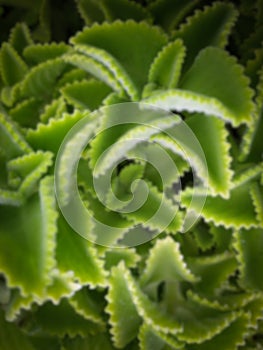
[0,1,263,349]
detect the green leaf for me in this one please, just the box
[180,47,255,126]
[76,0,105,25]
[106,262,182,347]
[0,84,21,107]
[121,181,182,235]
[106,263,142,348]
[39,97,66,123]
[140,237,199,287]
[186,114,233,198]
[56,215,106,288]
[181,165,263,229]
[26,110,83,153]
[139,323,184,350]
[0,43,28,86]
[149,0,199,32]
[93,116,179,177]
[69,288,105,327]
[187,252,238,296]
[234,228,263,291]
[20,58,67,98]
[98,0,150,22]
[0,176,58,297]
[8,22,33,56]
[7,151,53,197]
[0,309,35,350]
[148,39,186,89]
[71,20,167,96]
[74,43,138,100]
[104,247,140,270]
[63,53,122,93]
[0,112,31,159]
[209,224,232,253]
[186,314,249,350]
[23,42,70,64]
[34,298,101,337]
[173,2,238,72]
[61,79,112,110]
[144,88,249,127]
[6,272,81,322]
[56,68,89,88]
[9,98,43,127]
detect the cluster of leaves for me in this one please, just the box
[0,0,263,349]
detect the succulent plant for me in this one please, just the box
[0,0,263,349]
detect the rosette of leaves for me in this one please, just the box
[0,0,263,349]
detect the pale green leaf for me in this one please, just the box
[180,47,255,126]
[71,21,167,96]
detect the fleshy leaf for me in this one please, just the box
[161,282,245,344]
[173,2,238,72]
[106,262,182,347]
[148,39,186,89]
[39,96,67,123]
[0,43,28,86]
[63,53,122,92]
[181,165,263,229]
[69,288,105,327]
[140,237,199,287]
[0,176,58,297]
[71,20,167,96]
[76,0,105,25]
[192,223,215,252]
[98,0,150,22]
[144,88,249,127]
[121,181,182,235]
[26,110,83,153]
[106,262,142,348]
[23,42,70,64]
[7,151,53,197]
[56,215,106,287]
[139,323,184,350]
[149,0,199,32]
[186,314,249,350]
[0,84,21,107]
[20,58,67,98]
[8,22,33,56]
[104,247,141,270]
[93,116,179,177]
[61,79,112,110]
[9,98,43,128]
[187,252,238,296]
[73,43,138,100]
[6,271,81,322]
[34,299,101,337]
[179,47,255,126]
[56,68,89,88]
[186,114,233,198]
[0,112,32,159]
[234,228,263,291]
[209,224,232,253]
